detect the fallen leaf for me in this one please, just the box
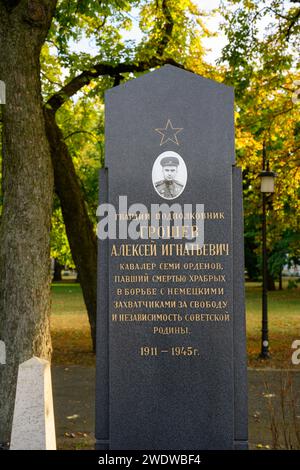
[67,414,79,420]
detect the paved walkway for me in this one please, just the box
[52,366,300,450]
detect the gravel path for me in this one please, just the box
[52,366,300,450]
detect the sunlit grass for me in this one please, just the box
[245,281,300,368]
[51,283,94,366]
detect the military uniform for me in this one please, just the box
[154,154,184,199]
[155,179,184,199]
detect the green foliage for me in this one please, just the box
[136,1,210,70]
[287,279,300,290]
[51,204,74,268]
[49,95,105,263]
[268,230,300,279]
[52,0,137,64]
[40,1,213,263]
[38,0,300,279]
[57,95,104,220]
[219,0,300,285]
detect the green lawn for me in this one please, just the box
[245,280,300,368]
[51,280,300,368]
[51,282,94,366]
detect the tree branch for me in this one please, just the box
[284,8,300,40]
[63,129,98,141]
[241,106,294,131]
[46,57,184,112]
[45,0,180,113]
[156,0,174,57]
[267,4,300,41]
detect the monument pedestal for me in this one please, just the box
[10,357,56,450]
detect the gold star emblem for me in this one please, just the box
[155,119,183,146]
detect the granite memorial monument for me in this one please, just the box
[96,65,248,450]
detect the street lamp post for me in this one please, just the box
[259,163,276,359]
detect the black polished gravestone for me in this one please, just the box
[96,65,248,450]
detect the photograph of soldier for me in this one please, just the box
[152,152,187,200]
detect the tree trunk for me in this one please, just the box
[44,109,97,351]
[267,271,276,291]
[0,0,56,445]
[278,272,283,290]
[53,258,63,282]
